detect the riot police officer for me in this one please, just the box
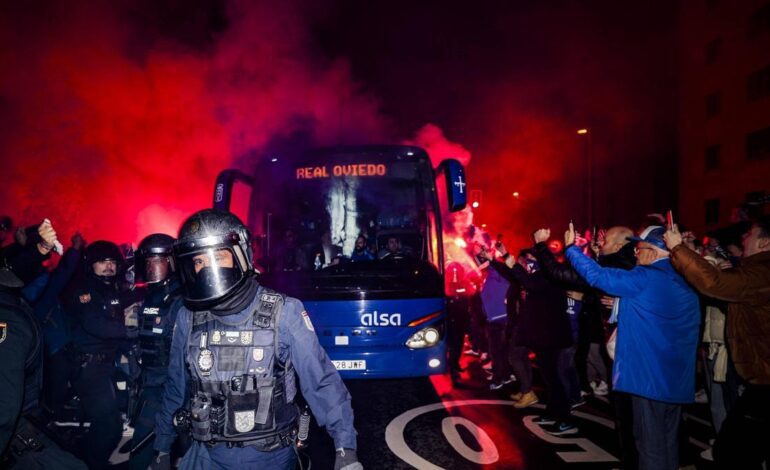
[1,243,87,469]
[0,264,38,455]
[129,233,184,469]
[153,209,362,470]
[69,240,128,469]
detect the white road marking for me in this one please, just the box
[521,415,618,463]
[385,399,708,468]
[442,416,499,464]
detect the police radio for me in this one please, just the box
[297,405,311,448]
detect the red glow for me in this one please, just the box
[429,359,526,467]
[0,2,387,244]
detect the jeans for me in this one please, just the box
[613,392,638,470]
[631,395,682,470]
[508,325,532,393]
[535,348,570,422]
[447,296,470,371]
[486,321,511,383]
[586,342,609,385]
[557,345,582,404]
[713,384,770,469]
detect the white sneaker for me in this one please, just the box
[592,380,609,396]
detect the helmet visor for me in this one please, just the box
[144,255,173,284]
[177,246,245,302]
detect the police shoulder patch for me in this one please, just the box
[198,349,214,375]
[79,293,91,304]
[0,322,6,344]
[301,311,314,332]
[234,410,255,433]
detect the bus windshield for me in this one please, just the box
[253,154,442,300]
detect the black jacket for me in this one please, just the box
[0,288,41,454]
[531,242,589,291]
[505,262,573,350]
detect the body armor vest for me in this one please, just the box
[138,281,181,373]
[185,288,299,449]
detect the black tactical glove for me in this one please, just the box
[149,452,170,470]
[334,448,363,470]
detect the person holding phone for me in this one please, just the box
[565,222,700,470]
[665,216,770,469]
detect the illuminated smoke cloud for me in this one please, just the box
[0,1,388,245]
[406,124,481,294]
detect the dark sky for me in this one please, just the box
[0,0,679,247]
[313,0,680,241]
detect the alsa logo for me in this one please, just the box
[361,311,401,327]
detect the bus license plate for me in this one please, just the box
[332,360,366,370]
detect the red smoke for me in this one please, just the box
[0,1,389,245]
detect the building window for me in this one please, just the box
[705,145,721,171]
[748,3,770,39]
[705,199,720,226]
[746,191,768,218]
[705,37,721,64]
[746,126,770,160]
[747,64,770,101]
[706,92,721,117]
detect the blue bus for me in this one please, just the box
[212,145,466,378]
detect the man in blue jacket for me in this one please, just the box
[564,224,699,470]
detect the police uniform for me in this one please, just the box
[0,281,39,454]
[155,281,357,468]
[69,252,127,469]
[129,278,183,469]
[154,209,360,470]
[0,267,87,469]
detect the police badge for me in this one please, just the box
[234,410,255,433]
[197,349,214,375]
[212,330,221,344]
[240,331,253,345]
[252,348,264,361]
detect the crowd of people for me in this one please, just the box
[446,212,770,470]
[1,205,769,470]
[0,210,362,470]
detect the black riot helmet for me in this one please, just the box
[85,240,123,282]
[136,233,176,284]
[174,209,254,309]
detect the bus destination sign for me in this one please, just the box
[296,164,387,179]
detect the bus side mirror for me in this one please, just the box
[438,159,467,212]
[213,169,254,211]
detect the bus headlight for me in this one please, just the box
[405,327,440,349]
